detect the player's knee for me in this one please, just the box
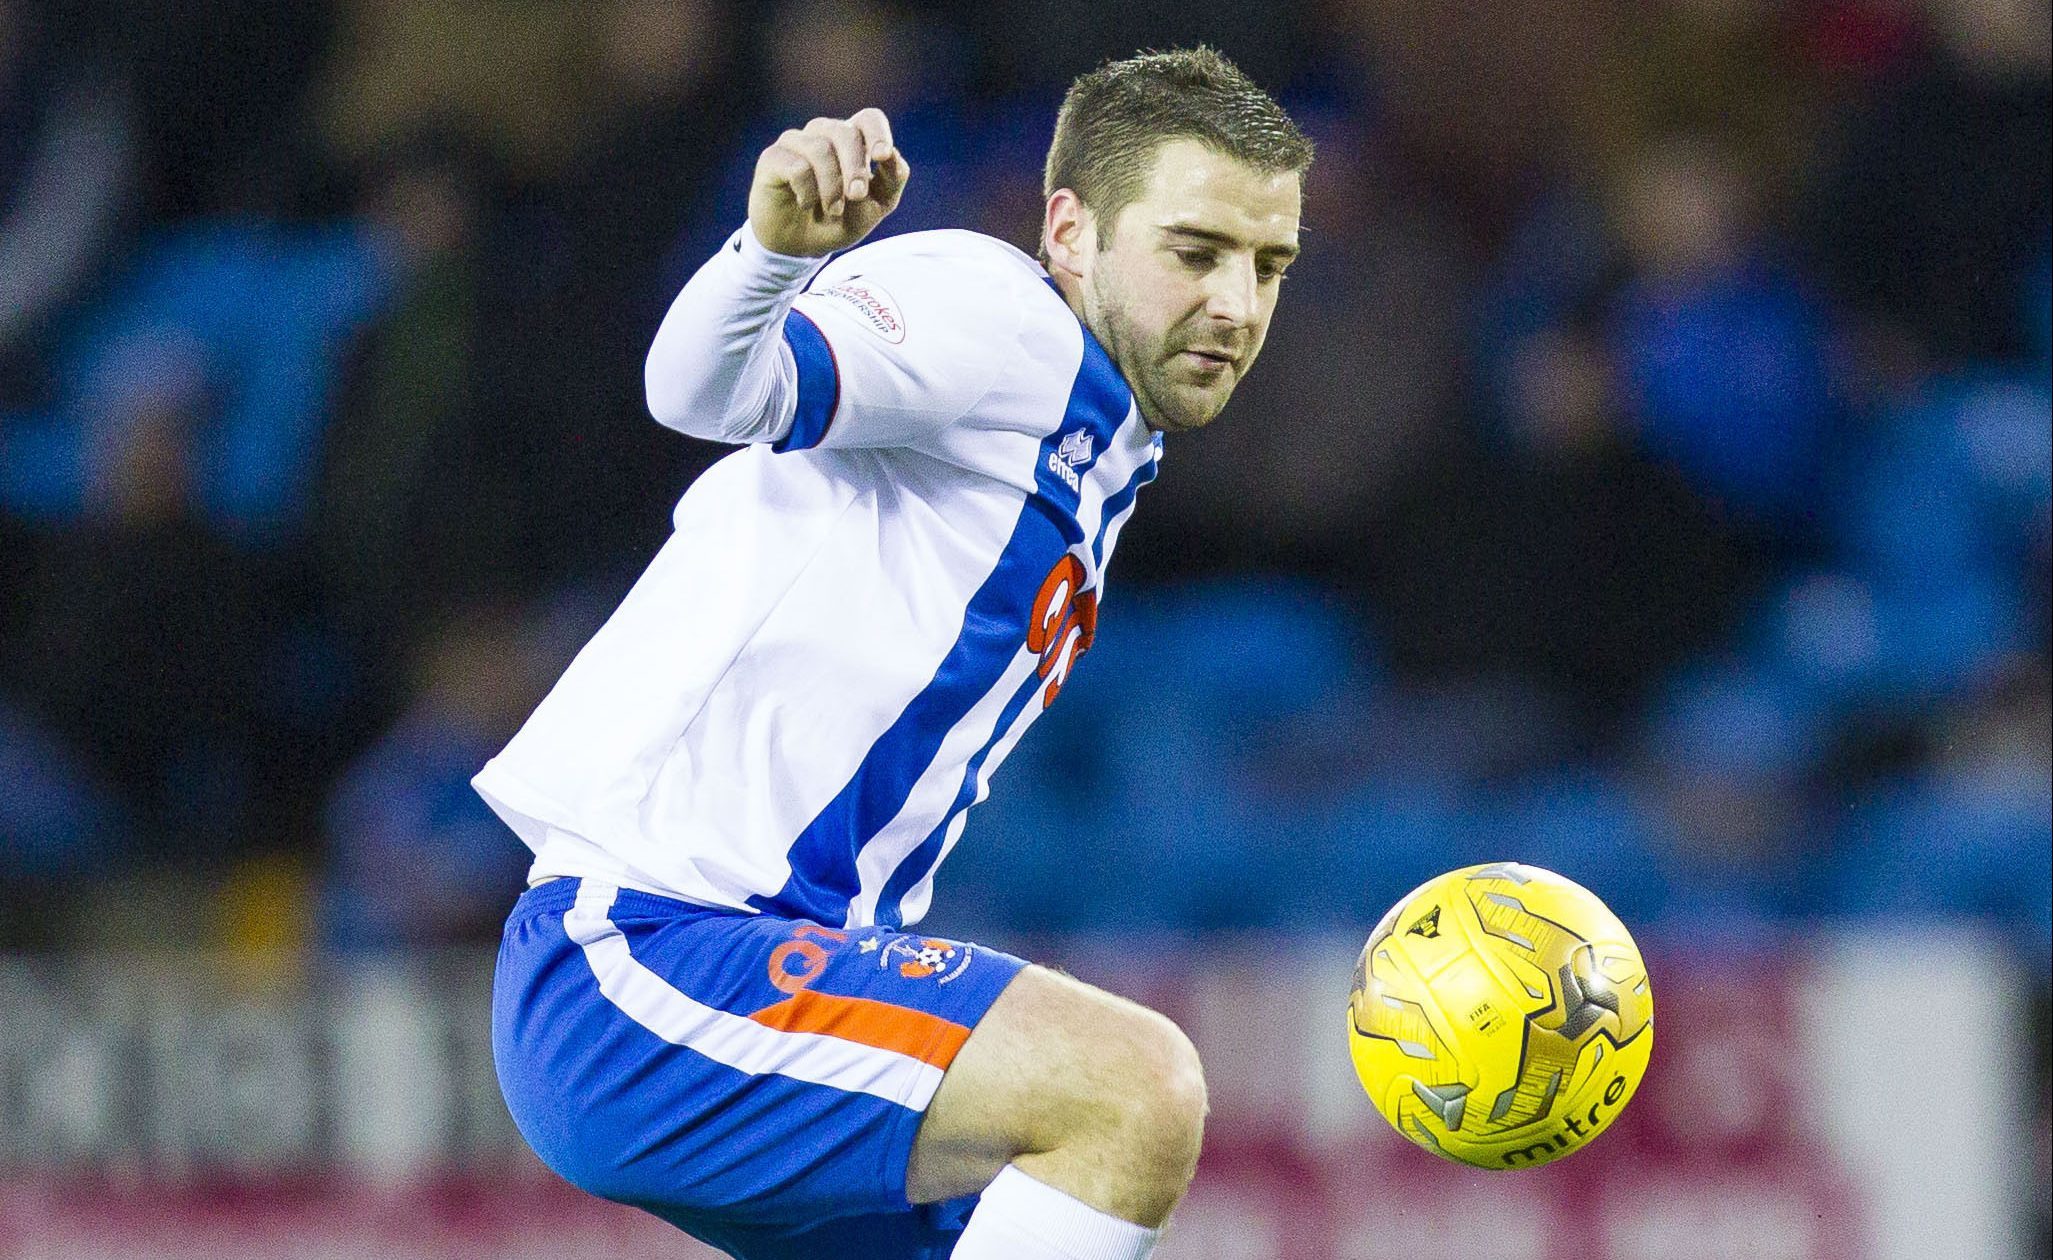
[1127,1011,1208,1167]
[1067,1008,1206,1220]
[970,970,1206,1168]
[1069,1007,1206,1180]
[912,969,1207,1216]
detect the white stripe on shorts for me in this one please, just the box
[563,880,946,1109]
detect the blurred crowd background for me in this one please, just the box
[0,0,2046,990]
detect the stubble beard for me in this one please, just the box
[1084,274,1219,434]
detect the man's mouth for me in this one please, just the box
[1179,348,1237,370]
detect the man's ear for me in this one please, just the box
[1042,189,1092,278]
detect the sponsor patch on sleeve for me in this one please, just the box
[813,278,906,344]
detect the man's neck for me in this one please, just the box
[1047,268,1087,326]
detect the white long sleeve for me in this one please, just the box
[643,222,828,445]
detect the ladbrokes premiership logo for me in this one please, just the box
[815,279,905,343]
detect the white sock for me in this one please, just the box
[950,1165,1162,1260]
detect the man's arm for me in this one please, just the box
[643,110,908,445]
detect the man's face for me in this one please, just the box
[1073,139,1302,433]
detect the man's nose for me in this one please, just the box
[1204,257,1258,326]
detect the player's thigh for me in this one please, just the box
[904,963,1207,1204]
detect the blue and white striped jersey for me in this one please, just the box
[473,224,1161,930]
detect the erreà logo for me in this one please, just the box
[1044,429,1092,494]
[816,279,905,343]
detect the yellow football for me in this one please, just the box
[1347,862,1654,1169]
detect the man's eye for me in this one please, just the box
[1172,248,1214,268]
[1258,265,1288,283]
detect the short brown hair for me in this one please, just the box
[1044,46,1313,242]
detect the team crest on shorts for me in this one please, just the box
[879,936,975,984]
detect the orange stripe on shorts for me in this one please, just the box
[748,989,971,1070]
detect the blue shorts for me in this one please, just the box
[492,878,1029,1260]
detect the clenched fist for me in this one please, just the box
[748,109,911,258]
